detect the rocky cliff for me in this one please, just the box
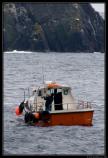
[3,2,105,52]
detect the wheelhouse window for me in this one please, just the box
[47,88,62,95]
[57,88,62,93]
[47,89,51,95]
[63,88,69,95]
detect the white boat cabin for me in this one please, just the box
[27,81,77,112]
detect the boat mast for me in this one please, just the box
[24,89,25,101]
[28,88,30,97]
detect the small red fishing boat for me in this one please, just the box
[15,81,94,126]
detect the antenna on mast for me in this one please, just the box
[24,89,25,101]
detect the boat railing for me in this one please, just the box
[77,100,92,109]
[57,102,92,110]
[56,101,92,110]
[30,100,93,112]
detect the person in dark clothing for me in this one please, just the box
[44,93,54,111]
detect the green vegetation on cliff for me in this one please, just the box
[3,3,104,52]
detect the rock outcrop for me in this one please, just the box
[3,2,105,52]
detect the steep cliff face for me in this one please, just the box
[3,3,104,52]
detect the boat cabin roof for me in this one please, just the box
[42,81,71,89]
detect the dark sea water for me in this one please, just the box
[3,51,104,155]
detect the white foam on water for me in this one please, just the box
[4,50,33,54]
[93,52,101,54]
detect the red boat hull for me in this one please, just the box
[37,110,94,127]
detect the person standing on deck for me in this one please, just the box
[44,93,54,111]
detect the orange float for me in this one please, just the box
[15,106,22,115]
